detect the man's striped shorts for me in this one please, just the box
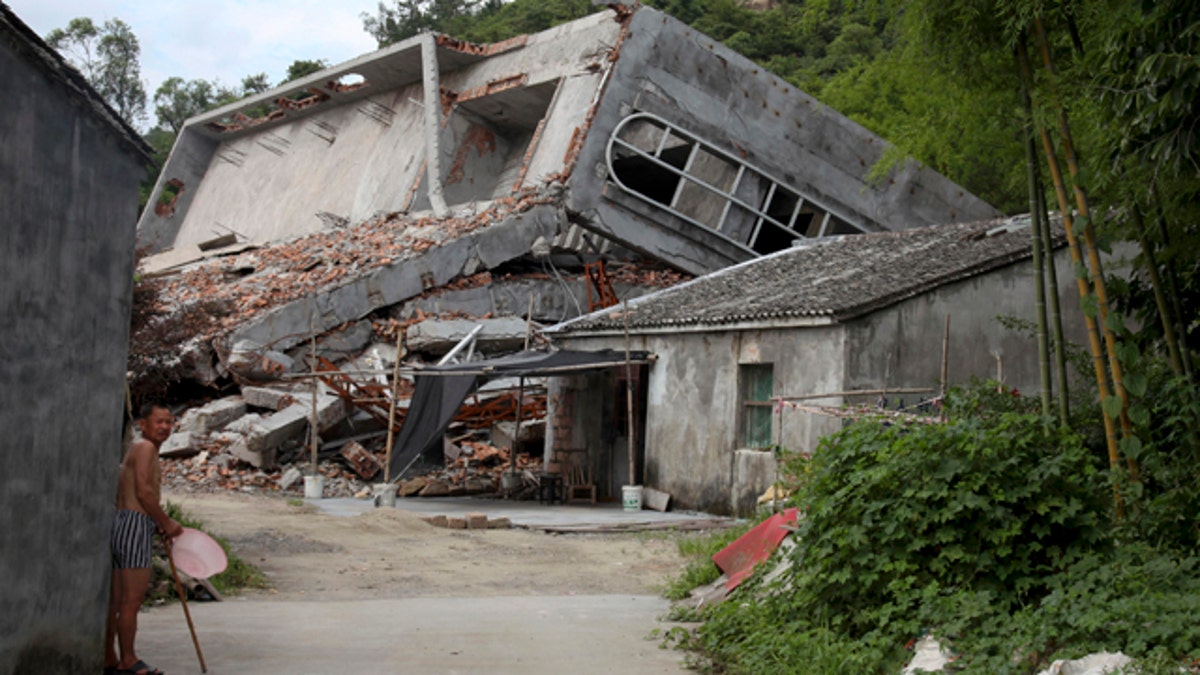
[111,509,155,569]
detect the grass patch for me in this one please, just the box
[662,522,753,601]
[160,501,266,597]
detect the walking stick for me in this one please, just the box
[163,535,208,673]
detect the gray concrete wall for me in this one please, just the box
[842,248,1090,399]
[0,32,145,675]
[559,326,844,515]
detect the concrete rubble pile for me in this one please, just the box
[156,335,553,500]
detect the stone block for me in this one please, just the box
[226,340,294,380]
[423,514,448,528]
[159,432,202,458]
[465,512,488,530]
[246,405,310,459]
[446,517,467,530]
[224,413,263,434]
[487,517,512,529]
[178,396,246,434]
[279,467,303,491]
[229,437,275,469]
[241,386,297,411]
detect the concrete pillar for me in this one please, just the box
[422,33,450,217]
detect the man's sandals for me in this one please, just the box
[105,660,164,675]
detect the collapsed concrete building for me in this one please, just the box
[133,5,999,490]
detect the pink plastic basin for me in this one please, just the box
[171,527,228,579]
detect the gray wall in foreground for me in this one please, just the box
[0,29,144,675]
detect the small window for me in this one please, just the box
[740,363,774,449]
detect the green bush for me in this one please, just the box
[784,412,1109,638]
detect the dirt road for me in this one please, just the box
[133,492,695,674]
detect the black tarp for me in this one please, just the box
[386,349,649,481]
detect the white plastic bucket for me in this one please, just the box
[622,485,643,512]
[303,475,325,499]
[373,483,397,508]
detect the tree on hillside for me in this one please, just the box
[361,0,596,47]
[46,17,148,126]
[153,77,222,134]
[283,59,329,83]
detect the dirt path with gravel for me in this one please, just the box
[134,492,695,674]
[164,491,690,601]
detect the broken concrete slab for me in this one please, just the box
[489,419,543,450]
[241,386,299,411]
[177,396,246,435]
[224,413,263,435]
[405,317,532,355]
[225,340,294,381]
[222,205,562,358]
[279,466,303,491]
[281,320,375,367]
[159,431,204,458]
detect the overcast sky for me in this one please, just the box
[9,0,381,126]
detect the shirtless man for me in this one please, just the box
[104,403,183,675]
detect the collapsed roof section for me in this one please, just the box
[137,5,997,275]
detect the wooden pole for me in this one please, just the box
[164,537,207,673]
[512,376,525,479]
[383,332,404,483]
[310,322,319,476]
[624,301,636,487]
[940,315,950,421]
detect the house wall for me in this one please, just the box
[0,28,145,675]
[558,326,845,515]
[842,248,1089,399]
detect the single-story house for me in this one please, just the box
[544,216,1089,515]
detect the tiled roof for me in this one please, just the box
[550,216,1057,333]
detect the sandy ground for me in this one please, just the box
[163,491,690,601]
[133,492,698,674]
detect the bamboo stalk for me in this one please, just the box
[1152,193,1195,383]
[1132,206,1185,377]
[1019,35,1122,512]
[1016,38,1053,425]
[1037,185,1071,423]
[1035,18,1138,480]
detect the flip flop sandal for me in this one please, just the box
[117,660,163,675]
